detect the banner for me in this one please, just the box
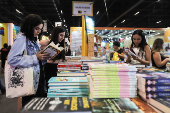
[72,1,93,16]
[164,28,170,42]
[84,15,94,43]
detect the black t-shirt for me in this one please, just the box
[151,52,166,69]
[0,48,9,59]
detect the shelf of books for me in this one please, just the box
[19,57,170,113]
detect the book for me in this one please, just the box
[90,98,143,112]
[138,82,170,92]
[149,98,170,113]
[47,92,88,97]
[41,41,64,60]
[138,89,170,99]
[137,74,170,85]
[130,97,156,112]
[48,77,88,84]
[57,73,86,77]
[20,97,92,113]
[49,86,89,89]
[48,88,89,93]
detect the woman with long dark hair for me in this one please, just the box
[151,38,170,69]
[125,30,151,66]
[7,14,50,107]
[39,26,65,92]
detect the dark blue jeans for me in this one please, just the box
[0,79,5,91]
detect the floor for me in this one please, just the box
[0,71,18,113]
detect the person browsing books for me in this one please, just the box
[110,41,125,61]
[151,38,170,69]
[125,30,151,66]
[7,14,51,107]
[39,26,66,93]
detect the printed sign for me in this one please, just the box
[72,1,93,16]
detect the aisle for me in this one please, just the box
[0,72,18,113]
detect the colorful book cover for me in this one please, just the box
[47,92,88,96]
[49,85,89,89]
[139,90,170,99]
[92,75,136,79]
[21,97,92,113]
[137,74,170,85]
[48,77,88,83]
[48,82,88,86]
[48,88,89,93]
[138,82,170,92]
[90,98,142,113]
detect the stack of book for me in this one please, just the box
[137,74,170,100]
[89,63,137,98]
[47,77,89,97]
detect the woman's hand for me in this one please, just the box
[36,50,51,60]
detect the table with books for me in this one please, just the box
[19,60,170,113]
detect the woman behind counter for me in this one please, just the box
[125,30,151,66]
[151,38,170,69]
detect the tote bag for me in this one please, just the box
[5,48,34,98]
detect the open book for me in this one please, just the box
[41,41,64,60]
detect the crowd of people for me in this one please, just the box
[0,14,170,108]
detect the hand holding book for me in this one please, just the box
[41,41,64,61]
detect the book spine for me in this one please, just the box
[48,88,89,93]
[140,77,170,85]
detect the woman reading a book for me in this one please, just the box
[125,30,151,66]
[39,26,66,92]
[151,38,170,69]
[7,14,51,107]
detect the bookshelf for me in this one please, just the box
[88,34,101,57]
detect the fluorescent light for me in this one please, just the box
[156,21,161,23]
[61,10,63,14]
[96,11,99,15]
[121,20,125,23]
[16,9,23,15]
[134,12,140,15]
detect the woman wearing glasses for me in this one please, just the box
[7,14,50,107]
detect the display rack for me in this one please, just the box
[88,34,101,57]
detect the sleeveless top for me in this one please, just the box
[151,52,166,69]
[130,47,146,64]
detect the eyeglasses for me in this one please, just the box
[35,27,43,31]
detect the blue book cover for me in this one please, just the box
[145,86,170,92]
[146,92,170,98]
[48,88,89,93]
[138,74,170,85]
[152,98,170,107]
[47,92,88,96]
[48,77,88,83]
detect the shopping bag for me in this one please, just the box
[4,61,34,98]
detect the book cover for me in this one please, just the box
[90,98,142,112]
[47,92,88,96]
[148,98,170,113]
[130,97,156,112]
[21,97,92,113]
[58,62,81,65]
[138,90,170,99]
[138,82,170,92]
[48,77,88,83]
[48,82,88,86]
[41,42,64,60]
[57,65,81,67]
[49,86,89,89]
[137,74,170,85]
[48,88,89,93]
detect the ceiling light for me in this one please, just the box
[96,11,99,15]
[157,0,160,2]
[121,20,125,23]
[61,10,63,14]
[105,29,107,30]
[156,21,161,23]
[114,26,116,28]
[16,9,23,15]
[134,12,140,15]
[63,19,65,22]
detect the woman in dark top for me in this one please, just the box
[111,41,125,61]
[39,26,65,93]
[151,38,170,69]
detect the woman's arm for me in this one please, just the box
[135,45,151,66]
[7,34,39,67]
[153,52,169,67]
